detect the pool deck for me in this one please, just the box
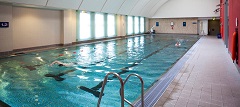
[154,36,240,107]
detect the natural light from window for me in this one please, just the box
[95,13,104,39]
[127,16,133,35]
[134,16,139,34]
[107,14,115,37]
[140,17,144,33]
[79,12,91,40]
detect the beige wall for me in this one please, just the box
[145,18,149,32]
[0,4,148,53]
[116,15,126,36]
[149,18,198,34]
[0,5,13,52]
[62,10,77,44]
[12,7,62,49]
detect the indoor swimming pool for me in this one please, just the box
[0,34,200,107]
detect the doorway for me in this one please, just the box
[208,19,220,36]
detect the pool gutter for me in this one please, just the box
[134,36,202,107]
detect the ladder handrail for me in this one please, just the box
[97,72,125,107]
[120,73,144,107]
[97,73,144,107]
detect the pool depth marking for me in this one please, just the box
[79,42,174,97]
[45,69,78,81]
[24,64,42,71]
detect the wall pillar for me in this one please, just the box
[62,10,77,45]
[104,13,108,38]
[145,18,149,33]
[90,12,95,39]
[224,0,229,48]
[116,15,126,36]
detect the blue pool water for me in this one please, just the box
[0,34,199,107]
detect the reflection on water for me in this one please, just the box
[0,34,199,107]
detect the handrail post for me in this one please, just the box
[97,73,144,107]
[120,73,144,107]
[97,72,124,107]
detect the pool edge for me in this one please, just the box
[134,36,203,107]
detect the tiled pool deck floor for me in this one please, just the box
[154,36,240,107]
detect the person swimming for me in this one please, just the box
[175,41,181,47]
[50,61,78,67]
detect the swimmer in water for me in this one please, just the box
[175,41,181,47]
[50,60,88,69]
[50,61,77,67]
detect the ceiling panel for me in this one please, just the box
[117,0,138,15]
[79,0,107,12]
[101,0,125,14]
[140,0,160,17]
[47,0,82,10]
[0,0,47,6]
[129,0,151,16]
[152,0,220,18]
[0,0,173,18]
[147,0,169,17]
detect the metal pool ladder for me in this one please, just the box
[97,72,144,107]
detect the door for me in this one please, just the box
[208,19,220,36]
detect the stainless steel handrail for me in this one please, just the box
[97,72,124,107]
[120,73,144,107]
[97,73,144,107]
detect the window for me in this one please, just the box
[95,13,104,39]
[127,16,133,35]
[140,17,145,33]
[134,16,139,34]
[107,14,115,37]
[79,12,91,40]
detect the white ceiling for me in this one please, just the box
[152,0,220,18]
[0,0,170,18]
[0,0,220,18]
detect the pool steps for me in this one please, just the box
[97,72,144,107]
[120,73,144,107]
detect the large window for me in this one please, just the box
[134,16,139,34]
[95,13,104,39]
[127,16,133,35]
[140,17,145,33]
[79,12,91,40]
[78,12,118,40]
[107,14,115,37]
